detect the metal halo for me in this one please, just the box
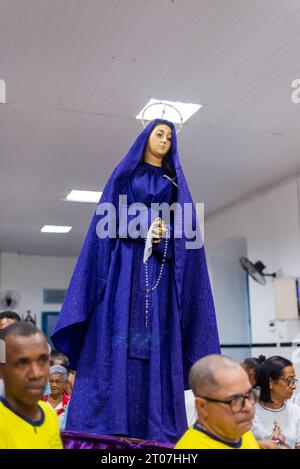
[141,102,183,133]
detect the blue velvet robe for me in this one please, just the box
[51,120,220,443]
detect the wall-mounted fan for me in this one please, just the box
[239,257,277,285]
[0,290,21,310]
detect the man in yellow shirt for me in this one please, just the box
[0,321,62,449]
[175,355,260,449]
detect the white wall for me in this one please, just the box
[1,173,300,359]
[205,176,300,355]
[0,252,76,328]
[211,236,251,347]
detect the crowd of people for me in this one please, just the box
[0,311,73,448]
[179,354,300,449]
[1,310,300,449]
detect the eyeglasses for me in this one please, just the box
[278,377,298,388]
[198,386,261,413]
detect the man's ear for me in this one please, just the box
[195,396,208,420]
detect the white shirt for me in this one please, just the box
[184,390,198,427]
[293,392,300,406]
[45,400,67,429]
[252,401,300,449]
[0,379,4,398]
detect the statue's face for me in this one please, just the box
[146,124,172,159]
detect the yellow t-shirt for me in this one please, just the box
[0,398,63,449]
[175,425,259,449]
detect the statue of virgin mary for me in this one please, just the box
[52,119,220,443]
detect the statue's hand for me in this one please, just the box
[152,218,166,244]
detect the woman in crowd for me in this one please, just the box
[252,355,300,449]
[43,365,70,430]
[241,355,266,386]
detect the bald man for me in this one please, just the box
[175,355,260,449]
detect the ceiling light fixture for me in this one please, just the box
[66,190,102,203]
[0,79,6,104]
[41,225,72,234]
[136,99,201,124]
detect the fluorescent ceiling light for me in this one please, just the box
[66,190,102,203]
[136,99,202,124]
[41,225,72,234]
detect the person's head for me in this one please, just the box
[49,365,67,399]
[241,355,266,386]
[144,122,172,163]
[190,354,259,442]
[0,311,21,330]
[256,355,297,404]
[50,352,69,368]
[0,322,49,407]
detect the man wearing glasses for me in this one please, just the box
[175,355,260,449]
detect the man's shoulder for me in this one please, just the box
[0,399,56,424]
[175,426,229,449]
[174,427,224,449]
[174,427,200,449]
[0,399,10,416]
[0,399,19,433]
[38,400,58,419]
[241,431,260,449]
[0,400,7,422]
[175,427,259,450]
